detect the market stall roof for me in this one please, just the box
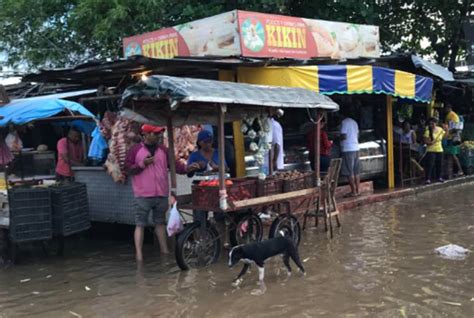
[411,55,454,82]
[121,75,339,125]
[0,93,95,126]
[19,55,352,86]
[238,65,434,103]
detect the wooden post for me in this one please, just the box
[166,114,177,196]
[232,121,246,177]
[386,95,395,189]
[218,104,228,210]
[314,110,321,186]
[220,70,246,178]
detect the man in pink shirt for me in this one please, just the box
[126,124,186,262]
[56,128,84,181]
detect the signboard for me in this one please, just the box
[123,11,241,59]
[123,10,380,60]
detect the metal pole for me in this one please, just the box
[166,114,177,196]
[314,110,321,186]
[218,104,227,210]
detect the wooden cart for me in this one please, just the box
[120,75,339,270]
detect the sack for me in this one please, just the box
[167,203,183,237]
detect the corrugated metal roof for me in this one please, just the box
[411,55,454,81]
[123,75,339,110]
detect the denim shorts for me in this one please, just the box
[134,196,168,226]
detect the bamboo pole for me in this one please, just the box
[166,114,177,196]
[386,96,395,189]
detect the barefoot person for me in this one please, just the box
[339,110,360,197]
[126,124,186,261]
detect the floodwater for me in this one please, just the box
[1,183,473,317]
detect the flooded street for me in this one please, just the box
[1,183,473,317]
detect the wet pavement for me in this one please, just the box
[1,183,473,317]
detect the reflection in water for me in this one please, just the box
[1,183,473,317]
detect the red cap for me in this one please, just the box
[141,124,165,134]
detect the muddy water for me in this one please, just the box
[1,183,473,317]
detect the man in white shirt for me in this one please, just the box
[271,110,284,172]
[340,111,360,197]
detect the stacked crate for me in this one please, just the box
[8,187,52,243]
[50,183,90,236]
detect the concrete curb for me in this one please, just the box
[338,175,474,212]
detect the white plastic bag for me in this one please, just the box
[167,203,183,237]
[434,244,470,260]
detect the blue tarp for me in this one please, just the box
[0,96,95,126]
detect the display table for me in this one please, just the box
[72,167,195,225]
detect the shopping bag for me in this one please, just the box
[167,203,183,237]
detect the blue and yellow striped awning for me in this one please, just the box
[237,65,433,103]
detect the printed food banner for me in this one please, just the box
[123,10,380,60]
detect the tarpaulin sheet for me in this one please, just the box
[0,97,95,126]
[238,65,434,103]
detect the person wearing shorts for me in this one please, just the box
[340,111,360,197]
[126,124,186,262]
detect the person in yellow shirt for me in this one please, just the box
[444,103,464,176]
[423,117,446,184]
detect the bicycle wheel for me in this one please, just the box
[175,222,221,270]
[229,212,263,247]
[268,215,301,246]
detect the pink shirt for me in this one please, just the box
[56,137,83,177]
[131,144,186,198]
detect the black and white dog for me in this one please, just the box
[228,234,305,285]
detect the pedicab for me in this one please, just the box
[120,75,339,270]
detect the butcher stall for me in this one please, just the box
[119,75,340,269]
[72,109,203,225]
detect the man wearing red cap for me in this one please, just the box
[126,124,186,261]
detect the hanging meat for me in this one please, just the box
[105,119,201,183]
[99,111,118,140]
[104,116,141,183]
[163,125,200,161]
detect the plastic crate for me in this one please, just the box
[282,175,306,192]
[192,179,256,210]
[303,171,316,188]
[50,183,91,236]
[249,177,283,197]
[8,187,52,243]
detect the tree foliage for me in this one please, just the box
[0,0,472,70]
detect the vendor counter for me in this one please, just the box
[72,167,194,225]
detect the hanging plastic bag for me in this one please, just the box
[167,203,183,237]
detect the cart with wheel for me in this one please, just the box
[120,75,339,270]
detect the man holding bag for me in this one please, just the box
[126,124,186,262]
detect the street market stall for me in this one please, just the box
[120,75,339,270]
[236,65,434,188]
[0,94,95,261]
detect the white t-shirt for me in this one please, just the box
[340,118,359,152]
[271,118,284,170]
